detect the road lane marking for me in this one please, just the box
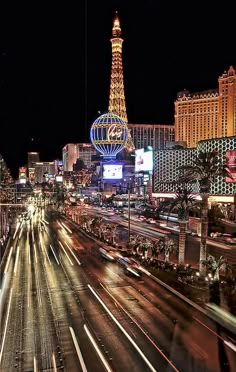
[0,288,13,363]
[101,283,179,371]
[63,241,81,265]
[28,277,31,308]
[32,229,35,243]
[52,352,57,371]
[58,241,73,265]
[43,218,49,225]
[69,327,87,372]
[13,222,20,240]
[61,222,72,234]
[4,246,13,274]
[34,355,38,372]
[39,233,51,265]
[28,243,31,265]
[88,284,157,372]
[50,245,60,265]
[19,227,23,239]
[84,324,112,372]
[33,243,38,263]
[13,246,20,275]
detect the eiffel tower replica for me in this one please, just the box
[108,11,135,153]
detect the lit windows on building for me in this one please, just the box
[62,143,97,171]
[129,124,175,150]
[175,66,236,148]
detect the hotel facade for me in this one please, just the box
[129,124,175,150]
[175,66,236,148]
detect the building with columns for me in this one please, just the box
[175,66,236,148]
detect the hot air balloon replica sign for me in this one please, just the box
[90,112,128,185]
[90,112,128,159]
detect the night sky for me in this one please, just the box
[0,0,235,178]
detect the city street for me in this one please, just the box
[1,207,235,371]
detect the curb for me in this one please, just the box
[141,268,207,315]
[62,214,236,334]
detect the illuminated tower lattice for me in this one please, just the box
[108,11,135,152]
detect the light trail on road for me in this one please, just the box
[13,245,20,275]
[0,288,13,364]
[88,284,157,372]
[83,324,112,372]
[100,282,179,372]
[63,240,81,265]
[69,327,88,372]
[49,244,60,265]
[58,241,74,265]
[4,246,13,274]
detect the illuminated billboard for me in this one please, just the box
[19,167,27,178]
[103,164,123,180]
[135,147,153,173]
[226,150,236,183]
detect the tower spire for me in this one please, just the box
[112,11,121,38]
[108,11,135,152]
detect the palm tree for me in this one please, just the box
[79,214,89,230]
[159,237,178,263]
[91,216,103,237]
[201,254,230,305]
[201,254,228,281]
[178,150,232,276]
[129,235,148,256]
[222,265,236,315]
[150,238,161,259]
[127,234,136,252]
[140,237,152,258]
[106,223,117,245]
[159,187,198,265]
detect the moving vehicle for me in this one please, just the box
[124,266,141,278]
[117,256,142,278]
[99,247,115,261]
[146,218,156,224]
[117,256,131,267]
[205,303,236,335]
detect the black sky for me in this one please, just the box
[0,0,235,178]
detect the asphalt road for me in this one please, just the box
[0,206,235,372]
